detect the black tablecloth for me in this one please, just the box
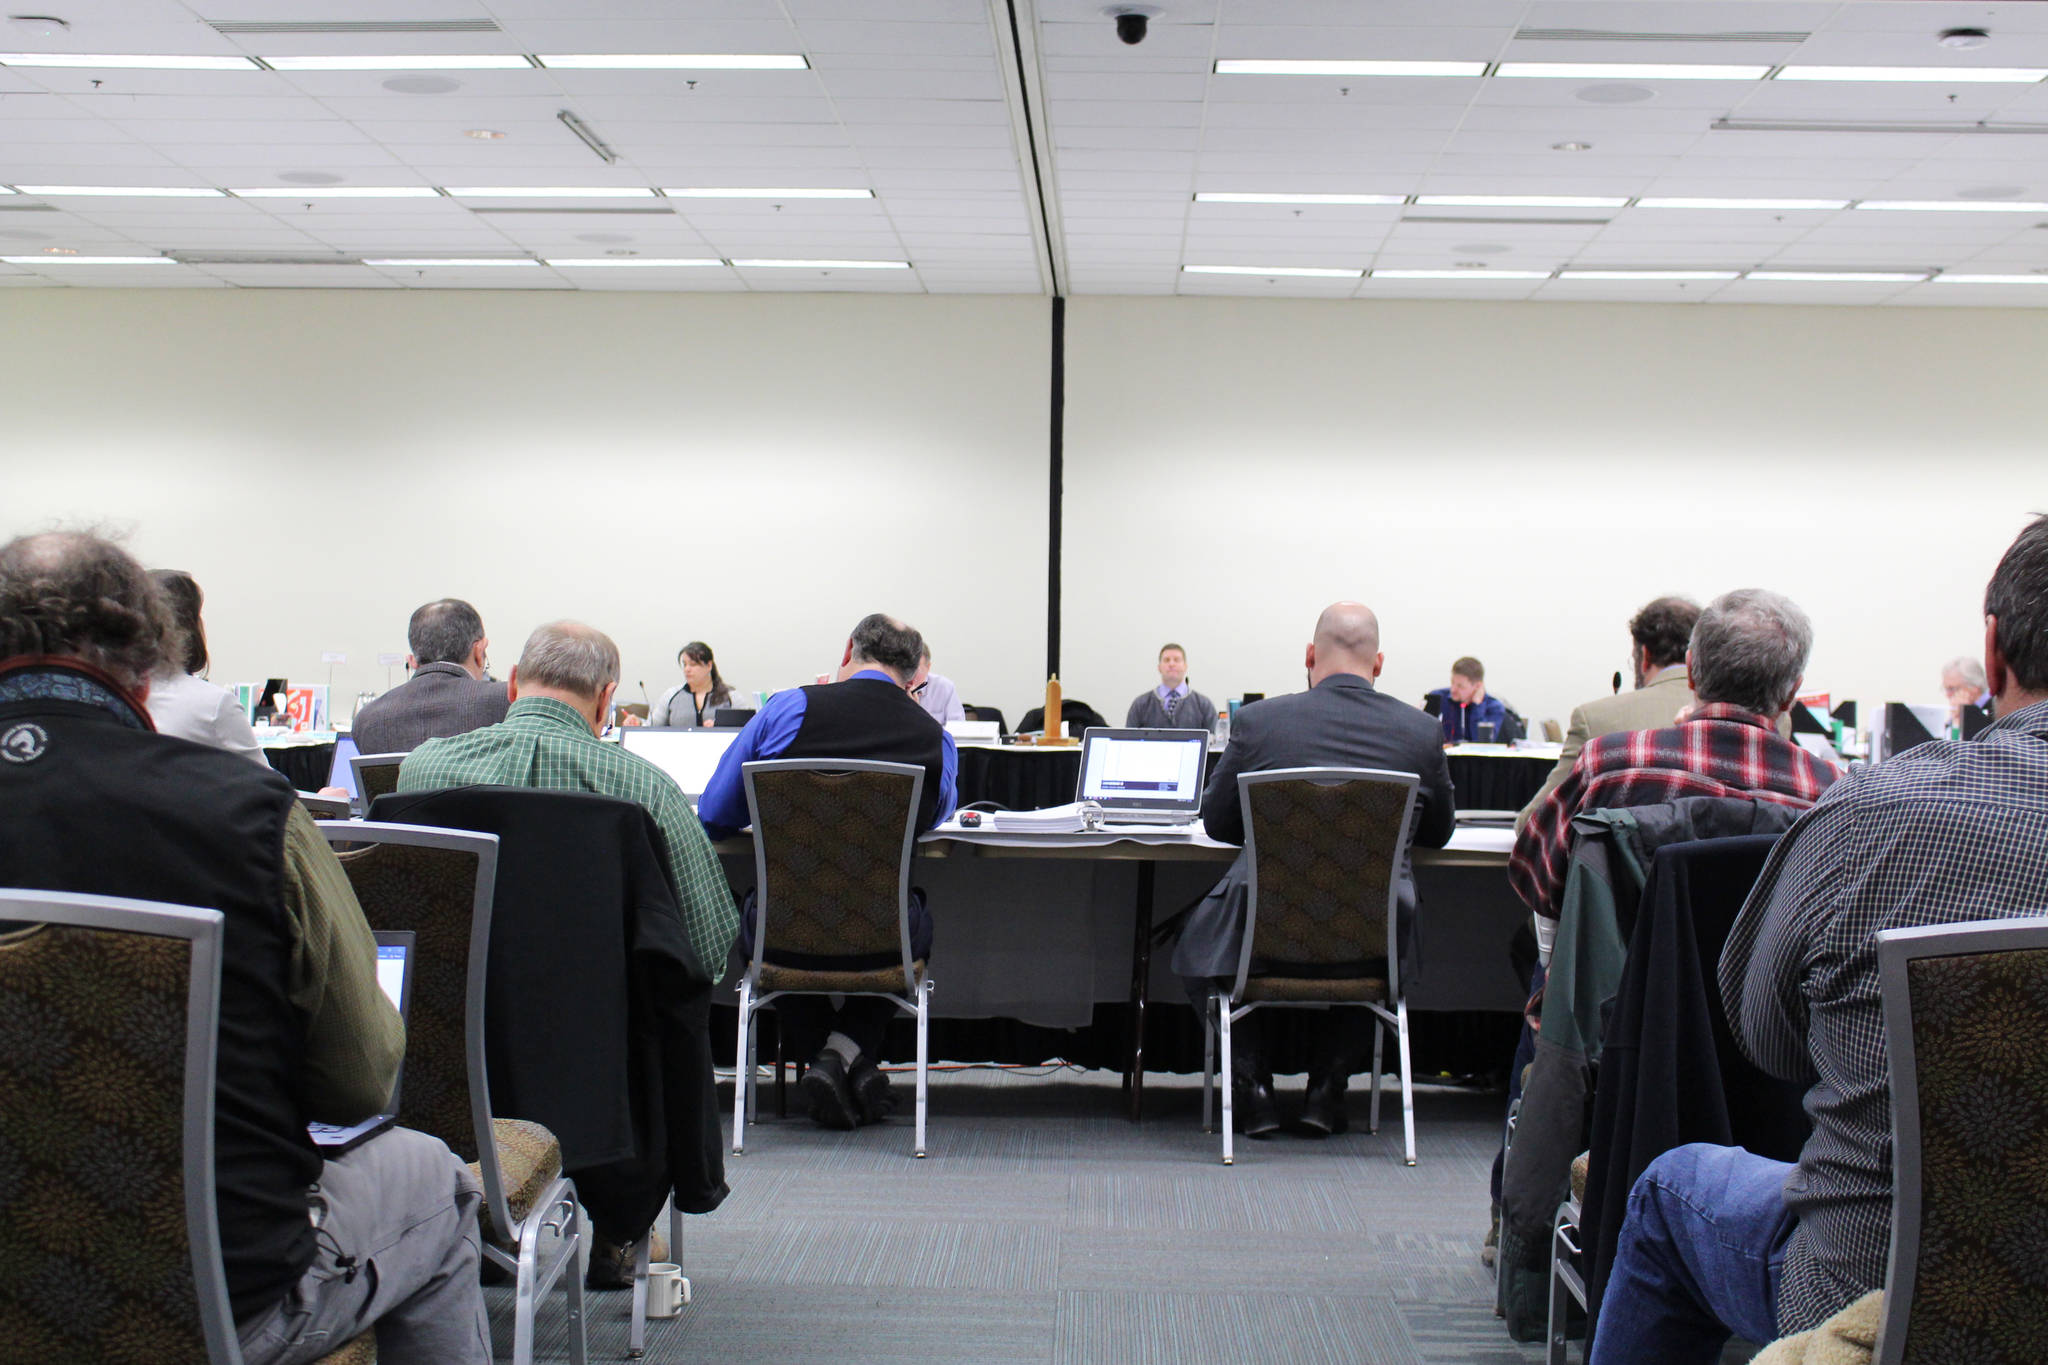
[956,746,1082,811]
[264,742,336,792]
[1448,754,1554,811]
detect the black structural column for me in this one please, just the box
[1047,294,1065,680]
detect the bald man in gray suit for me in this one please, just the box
[1172,601,1456,1137]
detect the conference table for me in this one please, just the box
[713,818,1525,1119]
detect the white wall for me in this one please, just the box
[7,289,2048,734]
[1060,297,2048,728]
[3,290,1049,720]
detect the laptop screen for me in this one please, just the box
[1077,728,1208,810]
[375,938,408,1012]
[327,732,361,801]
[619,728,740,799]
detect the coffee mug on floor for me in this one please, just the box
[646,1262,685,1318]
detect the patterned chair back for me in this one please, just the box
[351,754,406,805]
[1877,914,2048,1365]
[0,890,235,1365]
[1236,768,1420,996]
[320,824,499,1168]
[742,759,924,975]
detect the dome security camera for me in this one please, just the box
[1114,10,1149,44]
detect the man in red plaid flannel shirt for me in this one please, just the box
[1510,589,1839,920]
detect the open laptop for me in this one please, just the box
[1075,727,1209,825]
[306,930,414,1154]
[326,732,362,812]
[619,727,741,801]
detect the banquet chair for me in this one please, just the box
[296,790,351,819]
[319,822,588,1365]
[963,704,1008,734]
[1201,767,1422,1166]
[733,758,933,1157]
[350,752,406,806]
[0,888,376,1365]
[1869,914,2048,1365]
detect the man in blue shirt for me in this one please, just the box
[1427,656,1517,743]
[698,613,957,1130]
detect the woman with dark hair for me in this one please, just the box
[145,568,266,764]
[650,640,743,728]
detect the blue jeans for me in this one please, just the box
[1588,1143,1797,1365]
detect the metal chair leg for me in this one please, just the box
[627,1230,651,1359]
[1369,1014,1386,1135]
[1218,998,1235,1166]
[913,980,930,1158]
[1200,999,1216,1133]
[732,980,751,1154]
[1395,997,1417,1166]
[774,1014,788,1119]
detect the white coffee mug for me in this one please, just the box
[646,1263,685,1318]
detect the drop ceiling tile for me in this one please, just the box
[796,22,993,55]
[833,98,1010,125]
[815,69,1002,100]
[0,146,179,168]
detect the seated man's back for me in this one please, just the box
[351,598,508,753]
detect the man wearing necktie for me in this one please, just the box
[1126,642,1219,732]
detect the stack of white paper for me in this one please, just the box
[989,802,1094,833]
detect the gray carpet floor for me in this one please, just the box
[486,1066,1555,1364]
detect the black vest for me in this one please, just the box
[788,678,949,833]
[0,690,318,1322]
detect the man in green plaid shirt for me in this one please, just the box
[397,620,738,972]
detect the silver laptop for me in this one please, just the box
[306,930,413,1154]
[619,727,741,801]
[1075,727,1209,825]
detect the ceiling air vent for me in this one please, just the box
[1514,28,1809,44]
[209,19,503,35]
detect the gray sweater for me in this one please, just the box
[1125,687,1218,732]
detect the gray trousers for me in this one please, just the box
[237,1126,491,1365]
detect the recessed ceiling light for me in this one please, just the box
[729,258,910,269]
[1746,271,1930,282]
[543,257,724,267]
[1636,197,1849,211]
[1856,200,2048,212]
[1939,29,1991,52]
[232,186,441,198]
[1369,269,1551,280]
[1,254,175,264]
[464,129,506,140]
[1557,269,1741,281]
[1934,274,2048,283]
[362,257,540,266]
[1193,192,1405,205]
[13,185,223,197]
[659,187,874,199]
[1181,264,1363,278]
[1498,62,1769,80]
[1775,65,2047,83]
[536,53,809,70]
[0,52,259,69]
[444,186,655,198]
[1551,141,1593,152]
[0,187,14,196]
[262,54,532,71]
[1213,59,1485,77]
[1414,194,1629,209]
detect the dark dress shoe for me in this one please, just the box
[1299,1074,1350,1137]
[800,1051,861,1130]
[848,1056,897,1125]
[1234,1078,1282,1137]
[585,1238,634,1291]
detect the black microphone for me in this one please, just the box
[1612,671,1623,695]
[639,680,650,707]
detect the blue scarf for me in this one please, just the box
[0,663,151,730]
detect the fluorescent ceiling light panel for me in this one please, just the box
[661,187,873,199]
[0,254,175,264]
[1557,270,1740,280]
[363,257,539,266]
[730,258,910,269]
[445,186,655,198]
[1856,200,2048,213]
[537,53,808,70]
[1414,194,1628,209]
[1370,269,1551,280]
[1496,62,1769,80]
[1195,192,1406,206]
[1776,65,2048,83]
[1635,197,1849,211]
[544,258,723,267]
[0,52,258,70]
[13,185,223,197]
[1214,59,1485,77]
[260,54,531,71]
[1746,271,1929,282]
[1182,264,1363,278]
[1932,274,2048,284]
[232,186,441,198]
